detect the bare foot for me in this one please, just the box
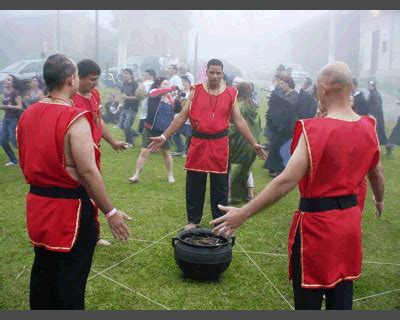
[96,239,111,246]
[184,223,199,231]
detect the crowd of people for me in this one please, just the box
[0,54,394,310]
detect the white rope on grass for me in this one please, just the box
[362,260,400,267]
[235,241,294,310]
[353,288,400,302]
[88,225,184,281]
[91,268,170,310]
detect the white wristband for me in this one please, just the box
[161,134,167,141]
[105,208,117,218]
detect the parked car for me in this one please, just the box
[102,55,162,87]
[282,63,310,82]
[0,59,44,90]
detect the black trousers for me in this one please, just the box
[29,197,97,310]
[186,170,228,225]
[291,230,353,310]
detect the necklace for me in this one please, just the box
[48,95,72,106]
[206,82,221,119]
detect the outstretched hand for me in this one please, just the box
[148,136,165,153]
[107,210,132,241]
[112,140,130,152]
[253,143,268,160]
[209,204,247,238]
[372,196,384,218]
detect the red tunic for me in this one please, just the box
[185,83,237,173]
[72,88,103,146]
[18,102,99,252]
[288,116,380,288]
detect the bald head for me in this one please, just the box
[317,61,353,92]
[316,62,354,112]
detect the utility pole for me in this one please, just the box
[95,10,99,63]
[57,10,60,53]
[194,33,198,80]
[328,11,336,63]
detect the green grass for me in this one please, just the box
[0,89,399,310]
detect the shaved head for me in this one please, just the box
[316,61,353,113]
[317,61,353,92]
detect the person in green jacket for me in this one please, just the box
[229,82,262,203]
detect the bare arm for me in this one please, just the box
[101,118,129,151]
[0,96,23,111]
[231,101,267,160]
[367,161,385,217]
[210,134,309,237]
[68,117,131,240]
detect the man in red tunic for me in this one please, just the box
[17,54,132,309]
[72,59,129,246]
[149,59,266,230]
[210,61,385,310]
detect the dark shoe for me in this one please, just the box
[386,144,394,158]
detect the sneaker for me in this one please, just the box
[126,143,133,148]
[168,175,175,183]
[181,153,187,159]
[170,151,184,157]
[5,162,18,167]
[96,239,111,246]
[128,176,139,183]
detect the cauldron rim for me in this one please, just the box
[174,228,231,248]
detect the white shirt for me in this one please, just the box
[169,74,182,89]
[139,80,154,119]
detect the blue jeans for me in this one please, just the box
[172,124,192,152]
[118,109,137,144]
[2,117,18,164]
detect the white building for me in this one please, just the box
[359,10,400,79]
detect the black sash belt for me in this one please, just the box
[191,129,229,140]
[299,194,357,212]
[29,185,88,199]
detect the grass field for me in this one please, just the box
[0,88,399,310]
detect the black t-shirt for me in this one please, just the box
[121,80,139,112]
[2,90,22,119]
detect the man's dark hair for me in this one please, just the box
[123,68,134,77]
[43,54,77,92]
[304,77,313,88]
[77,59,101,78]
[168,64,178,72]
[281,75,295,90]
[145,69,156,79]
[207,59,224,70]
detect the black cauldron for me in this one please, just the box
[172,228,235,280]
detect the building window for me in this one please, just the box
[382,41,387,53]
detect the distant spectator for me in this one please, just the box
[22,76,45,108]
[367,80,387,145]
[167,64,182,88]
[0,75,28,166]
[118,68,140,146]
[232,77,243,89]
[178,63,194,84]
[136,69,156,133]
[103,94,120,124]
[351,78,369,116]
[297,77,317,119]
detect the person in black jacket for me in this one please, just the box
[264,76,298,177]
[367,80,387,145]
[297,77,317,119]
[352,78,369,116]
[386,98,400,157]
